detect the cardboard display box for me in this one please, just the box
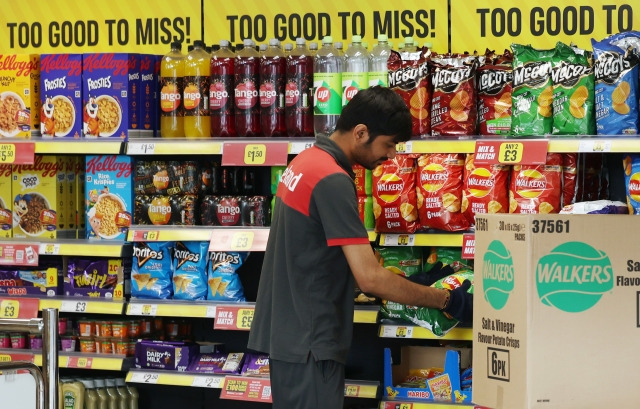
[384,346,471,404]
[473,214,640,409]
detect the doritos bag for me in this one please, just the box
[462,154,509,226]
[388,48,431,136]
[508,153,562,214]
[372,155,419,233]
[172,241,208,300]
[551,42,596,135]
[477,50,513,136]
[132,241,173,299]
[207,251,247,302]
[416,153,470,232]
[510,44,555,136]
[430,55,478,136]
[592,32,640,135]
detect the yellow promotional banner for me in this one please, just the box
[1,0,201,53]
[451,0,640,52]
[204,0,449,52]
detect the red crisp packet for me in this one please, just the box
[430,55,478,137]
[562,153,577,207]
[388,48,431,137]
[373,155,419,233]
[416,153,470,232]
[509,153,562,214]
[477,55,513,136]
[462,154,510,226]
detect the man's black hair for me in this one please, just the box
[335,86,412,143]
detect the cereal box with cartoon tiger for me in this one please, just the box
[40,54,83,138]
[12,155,60,239]
[82,53,140,139]
[85,155,133,240]
[0,54,40,138]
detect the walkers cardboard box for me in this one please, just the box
[473,214,640,409]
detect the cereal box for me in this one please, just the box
[0,54,40,138]
[39,54,83,138]
[76,157,86,235]
[85,155,133,240]
[0,164,12,237]
[139,54,157,137]
[82,53,140,139]
[12,155,61,239]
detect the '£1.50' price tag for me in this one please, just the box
[244,144,266,165]
[236,308,254,330]
[0,300,19,318]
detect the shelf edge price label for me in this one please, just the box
[230,231,254,251]
[61,300,88,313]
[344,385,359,397]
[41,243,60,255]
[128,142,156,155]
[192,376,221,388]
[130,372,159,384]
[236,308,254,330]
[222,141,289,166]
[395,141,412,154]
[289,141,314,154]
[67,356,92,369]
[579,140,611,153]
[128,303,157,316]
[0,300,20,319]
[382,234,415,246]
[244,144,266,165]
[474,139,548,165]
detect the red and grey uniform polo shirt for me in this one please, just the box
[247,137,370,365]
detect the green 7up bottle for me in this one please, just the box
[342,35,369,107]
[314,36,343,137]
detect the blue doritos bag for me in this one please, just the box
[207,251,247,302]
[591,32,640,135]
[132,241,173,299]
[172,241,208,300]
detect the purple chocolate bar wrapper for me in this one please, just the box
[67,258,116,289]
[241,353,270,376]
[187,352,244,374]
[134,339,199,372]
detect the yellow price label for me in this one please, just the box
[236,308,254,329]
[0,355,11,362]
[142,305,153,315]
[76,358,88,368]
[399,404,413,409]
[0,144,16,164]
[499,142,524,164]
[345,385,359,397]
[0,300,20,318]
[396,326,407,337]
[244,144,266,165]
[230,231,254,251]
[146,231,160,241]
[113,284,124,300]
[43,244,57,255]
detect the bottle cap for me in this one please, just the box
[259,44,268,51]
[193,40,205,48]
[171,41,182,50]
[269,38,280,46]
[296,37,306,45]
[377,34,388,42]
[94,378,106,388]
[106,378,116,387]
[243,39,253,47]
[351,35,362,43]
[284,43,293,51]
[220,39,230,47]
[80,379,96,389]
[309,42,318,50]
[404,36,414,44]
[322,36,333,44]
[116,378,127,387]
[335,42,343,49]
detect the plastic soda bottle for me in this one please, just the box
[342,35,369,107]
[210,40,236,137]
[369,34,391,87]
[286,38,314,137]
[159,42,185,137]
[184,40,211,137]
[260,39,286,137]
[234,39,261,136]
[313,36,343,137]
[309,42,318,57]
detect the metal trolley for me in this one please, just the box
[0,308,58,409]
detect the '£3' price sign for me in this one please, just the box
[0,300,19,318]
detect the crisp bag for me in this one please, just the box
[380,270,474,336]
[462,154,509,226]
[372,155,419,233]
[508,153,562,214]
[207,251,247,302]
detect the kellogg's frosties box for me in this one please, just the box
[82,53,140,139]
[0,54,40,138]
[40,54,83,138]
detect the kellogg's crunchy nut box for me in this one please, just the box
[12,155,60,239]
[0,54,40,138]
[0,164,11,237]
[85,155,133,240]
[82,53,140,139]
[40,54,83,138]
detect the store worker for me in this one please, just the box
[247,86,473,409]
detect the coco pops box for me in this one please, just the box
[82,53,139,139]
[0,54,40,138]
[40,54,83,138]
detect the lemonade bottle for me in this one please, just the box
[160,42,185,137]
[184,40,211,137]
